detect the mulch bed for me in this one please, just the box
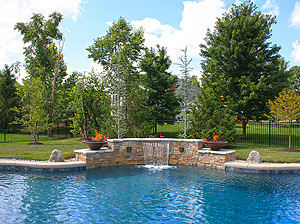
[279,148,300,152]
[27,142,44,145]
[235,157,246,161]
[64,155,75,160]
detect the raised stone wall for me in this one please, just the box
[75,138,235,169]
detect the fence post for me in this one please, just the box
[4,116,6,143]
[269,121,271,147]
[57,122,59,137]
[65,121,67,138]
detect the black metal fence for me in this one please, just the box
[0,122,73,143]
[2,118,300,148]
[236,121,300,148]
[153,120,300,148]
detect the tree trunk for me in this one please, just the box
[184,107,187,139]
[48,39,64,138]
[33,131,38,143]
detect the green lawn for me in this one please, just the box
[156,121,300,148]
[1,122,300,163]
[155,121,300,163]
[0,137,299,163]
[156,121,182,138]
[235,122,300,148]
[0,137,86,161]
[233,145,300,163]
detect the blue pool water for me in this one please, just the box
[0,165,299,224]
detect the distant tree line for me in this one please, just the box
[1,1,299,145]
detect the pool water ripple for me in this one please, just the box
[0,166,299,223]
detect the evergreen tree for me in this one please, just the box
[189,76,237,144]
[175,47,196,138]
[0,63,20,142]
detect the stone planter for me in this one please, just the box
[204,141,228,151]
[83,140,107,150]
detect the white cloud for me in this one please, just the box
[290,2,300,28]
[261,0,280,17]
[0,0,83,79]
[131,0,226,67]
[88,60,104,74]
[234,0,243,5]
[292,40,300,62]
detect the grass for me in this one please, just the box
[0,132,73,143]
[0,137,299,163]
[235,122,300,148]
[157,121,182,138]
[232,145,300,163]
[156,121,300,163]
[156,121,300,148]
[1,122,300,163]
[0,137,86,161]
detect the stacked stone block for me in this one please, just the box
[75,138,235,169]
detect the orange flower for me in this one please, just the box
[92,129,103,141]
[212,132,219,141]
[212,127,222,141]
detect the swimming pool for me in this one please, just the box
[1,166,299,223]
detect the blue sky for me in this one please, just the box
[0,0,299,80]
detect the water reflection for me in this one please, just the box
[0,166,299,223]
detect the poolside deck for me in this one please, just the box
[225,161,300,173]
[0,159,86,172]
[0,158,300,173]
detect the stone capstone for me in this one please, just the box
[49,149,64,162]
[75,139,236,169]
[247,150,262,163]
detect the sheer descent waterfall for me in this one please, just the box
[142,142,170,166]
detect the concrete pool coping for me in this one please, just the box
[0,159,86,172]
[225,161,300,173]
[0,158,300,173]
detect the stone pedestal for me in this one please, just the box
[74,138,235,169]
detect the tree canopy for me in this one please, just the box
[15,12,67,137]
[140,45,179,122]
[87,17,146,138]
[199,1,290,138]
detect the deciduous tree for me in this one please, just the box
[200,1,289,139]
[267,88,300,148]
[15,12,67,137]
[87,17,144,138]
[140,45,179,123]
[69,72,110,140]
[13,77,49,143]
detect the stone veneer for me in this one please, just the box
[75,138,235,169]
